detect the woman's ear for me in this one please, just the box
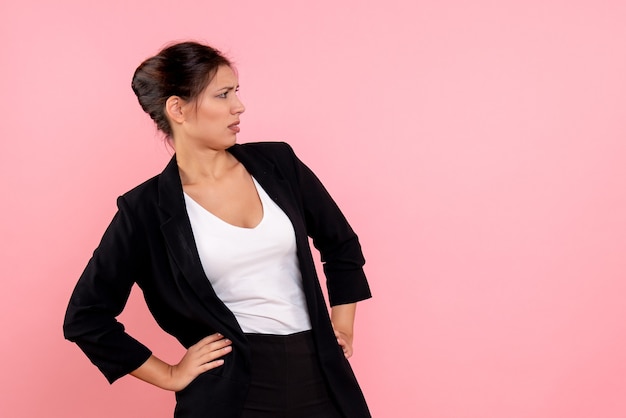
[165,96,186,124]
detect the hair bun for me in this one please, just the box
[131,42,231,138]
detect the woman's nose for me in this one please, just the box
[232,97,245,114]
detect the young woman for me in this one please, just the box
[64,41,372,418]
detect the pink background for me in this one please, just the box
[2,1,626,417]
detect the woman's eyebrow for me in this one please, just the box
[215,85,239,92]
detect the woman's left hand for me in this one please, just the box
[334,328,354,359]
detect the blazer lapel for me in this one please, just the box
[156,156,243,339]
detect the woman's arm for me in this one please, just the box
[282,143,372,306]
[64,197,153,383]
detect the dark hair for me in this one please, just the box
[131,41,231,137]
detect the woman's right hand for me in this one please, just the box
[168,333,232,391]
[130,333,232,392]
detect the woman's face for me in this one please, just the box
[179,65,245,150]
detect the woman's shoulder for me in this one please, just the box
[117,173,161,212]
[234,141,295,157]
[231,141,299,169]
[120,155,177,207]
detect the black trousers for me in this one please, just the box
[241,331,344,418]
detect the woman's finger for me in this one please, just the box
[193,333,227,348]
[195,342,233,365]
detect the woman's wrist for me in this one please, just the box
[131,355,182,391]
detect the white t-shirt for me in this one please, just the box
[183,177,312,334]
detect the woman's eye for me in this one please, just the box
[217,92,228,98]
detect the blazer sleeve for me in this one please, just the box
[63,196,152,384]
[284,143,372,306]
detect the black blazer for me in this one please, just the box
[64,142,372,418]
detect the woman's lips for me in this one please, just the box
[228,122,240,133]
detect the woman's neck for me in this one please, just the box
[175,145,239,186]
